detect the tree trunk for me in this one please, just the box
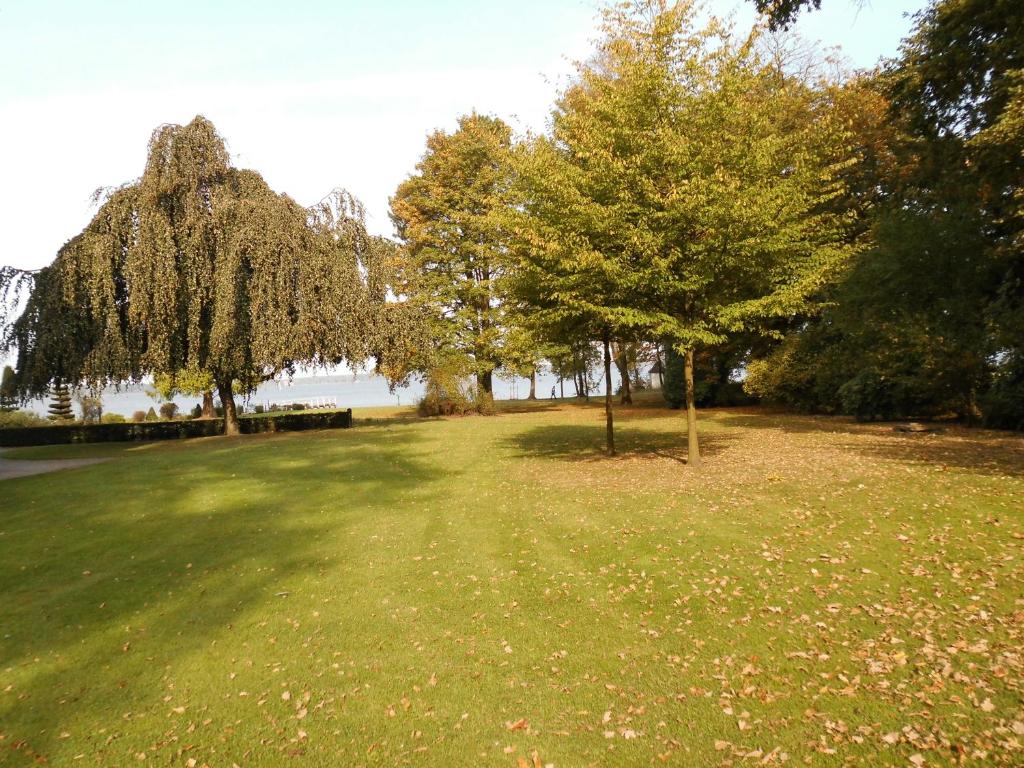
[528,367,537,400]
[201,390,216,418]
[479,369,493,395]
[219,381,240,436]
[603,333,615,456]
[614,344,633,405]
[559,376,564,399]
[684,350,701,468]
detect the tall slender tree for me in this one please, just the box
[390,113,514,396]
[0,365,15,412]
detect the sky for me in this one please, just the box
[0,0,925,278]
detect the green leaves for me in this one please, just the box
[390,114,515,391]
[509,0,861,366]
[3,116,398,409]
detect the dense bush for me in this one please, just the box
[100,413,126,424]
[190,404,203,419]
[0,409,353,446]
[240,409,352,434]
[131,410,147,423]
[980,356,1024,431]
[0,410,50,429]
[159,402,179,420]
[417,372,493,416]
[145,406,158,422]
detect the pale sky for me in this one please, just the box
[1,0,924,276]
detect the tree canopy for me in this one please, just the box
[390,113,514,396]
[509,0,863,463]
[747,0,1024,429]
[1,116,400,433]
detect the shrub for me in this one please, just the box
[418,376,472,416]
[101,413,126,424]
[191,404,203,419]
[473,388,495,416]
[159,402,179,421]
[254,404,265,414]
[0,410,50,429]
[837,369,944,422]
[0,409,353,446]
[144,407,159,422]
[131,410,147,423]
[980,355,1024,430]
[291,403,306,411]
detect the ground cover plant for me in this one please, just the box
[1,401,1022,766]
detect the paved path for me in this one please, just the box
[0,448,109,481]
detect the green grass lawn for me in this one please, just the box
[1,401,1022,766]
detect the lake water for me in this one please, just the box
[24,367,631,419]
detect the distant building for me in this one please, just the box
[649,359,663,390]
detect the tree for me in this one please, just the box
[500,324,546,400]
[547,339,600,399]
[152,369,217,418]
[0,365,15,412]
[159,402,179,421]
[1,116,394,435]
[511,1,862,464]
[390,114,514,396]
[47,381,74,421]
[749,0,822,29]
[748,0,1024,427]
[890,0,1024,429]
[77,393,103,423]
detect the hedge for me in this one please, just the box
[0,409,353,447]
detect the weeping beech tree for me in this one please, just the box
[1,116,399,435]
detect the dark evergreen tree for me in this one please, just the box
[0,365,16,412]
[661,344,686,410]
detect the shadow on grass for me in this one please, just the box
[494,399,562,415]
[503,422,738,465]
[0,426,442,762]
[718,411,1024,477]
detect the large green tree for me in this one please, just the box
[511,0,862,465]
[390,113,514,396]
[747,0,1024,428]
[1,116,395,434]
